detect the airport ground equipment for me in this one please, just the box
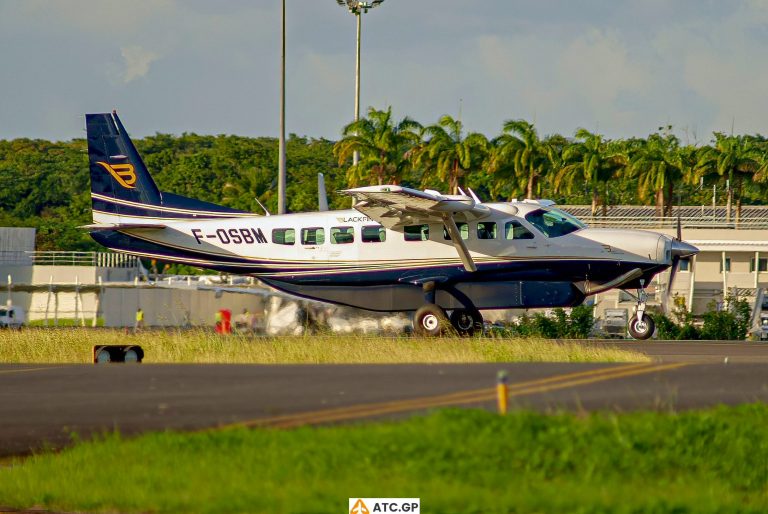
[93,345,144,363]
[602,309,628,338]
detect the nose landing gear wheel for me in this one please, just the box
[449,309,483,336]
[628,313,655,340]
[414,304,449,336]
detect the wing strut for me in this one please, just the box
[441,213,477,272]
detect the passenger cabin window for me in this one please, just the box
[404,224,429,241]
[477,222,497,240]
[301,227,325,245]
[443,222,468,240]
[362,225,386,243]
[272,228,296,245]
[524,208,584,238]
[331,226,354,244]
[504,221,534,240]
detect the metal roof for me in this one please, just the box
[558,205,768,229]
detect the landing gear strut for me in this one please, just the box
[412,281,484,337]
[627,280,655,340]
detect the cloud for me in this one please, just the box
[6,0,176,35]
[120,46,159,83]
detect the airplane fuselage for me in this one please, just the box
[92,202,672,311]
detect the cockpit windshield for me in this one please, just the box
[524,208,586,238]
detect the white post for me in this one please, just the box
[722,251,728,307]
[44,276,53,327]
[74,276,79,326]
[755,251,760,290]
[93,276,102,328]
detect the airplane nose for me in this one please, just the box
[671,239,698,258]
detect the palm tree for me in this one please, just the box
[408,115,488,195]
[487,119,552,200]
[696,133,766,221]
[334,107,421,186]
[627,132,682,217]
[552,129,628,216]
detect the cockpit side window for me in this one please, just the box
[524,209,584,238]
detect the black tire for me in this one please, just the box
[414,304,449,336]
[95,347,112,363]
[628,313,655,340]
[449,309,483,336]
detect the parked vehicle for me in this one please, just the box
[602,309,628,338]
[0,305,25,329]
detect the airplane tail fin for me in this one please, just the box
[86,111,248,223]
[86,111,162,210]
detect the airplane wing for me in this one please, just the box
[341,185,490,272]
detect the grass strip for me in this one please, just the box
[0,328,648,364]
[0,406,766,513]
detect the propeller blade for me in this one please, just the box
[676,210,682,241]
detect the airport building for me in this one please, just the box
[0,228,268,328]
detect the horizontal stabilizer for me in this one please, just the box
[79,223,167,231]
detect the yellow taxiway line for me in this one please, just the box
[0,367,60,375]
[226,362,687,430]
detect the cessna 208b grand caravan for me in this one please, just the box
[84,112,698,338]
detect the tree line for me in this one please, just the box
[336,107,768,220]
[1,107,767,251]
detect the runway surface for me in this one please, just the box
[1,341,767,457]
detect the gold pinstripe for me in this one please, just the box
[91,193,255,217]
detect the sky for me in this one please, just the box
[1,0,768,143]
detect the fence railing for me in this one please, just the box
[578,216,768,230]
[0,251,138,268]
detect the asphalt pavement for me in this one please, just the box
[1,340,768,457]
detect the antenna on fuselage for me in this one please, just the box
[467,188,482,204]
[318,173,329,211]
[254,198,271,216]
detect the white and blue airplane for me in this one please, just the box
[84,112,698,338]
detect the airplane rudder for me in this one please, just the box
[86,111,161,207]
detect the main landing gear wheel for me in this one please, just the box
[414,304,449,336]
[449,309,483,337]
[628,313,655,340]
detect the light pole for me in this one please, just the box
[278,0,287,214]
[336,0,385,167]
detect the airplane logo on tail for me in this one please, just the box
[96,162,137,189]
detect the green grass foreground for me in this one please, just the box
[0,328,648,364]
[1,406,767,513]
